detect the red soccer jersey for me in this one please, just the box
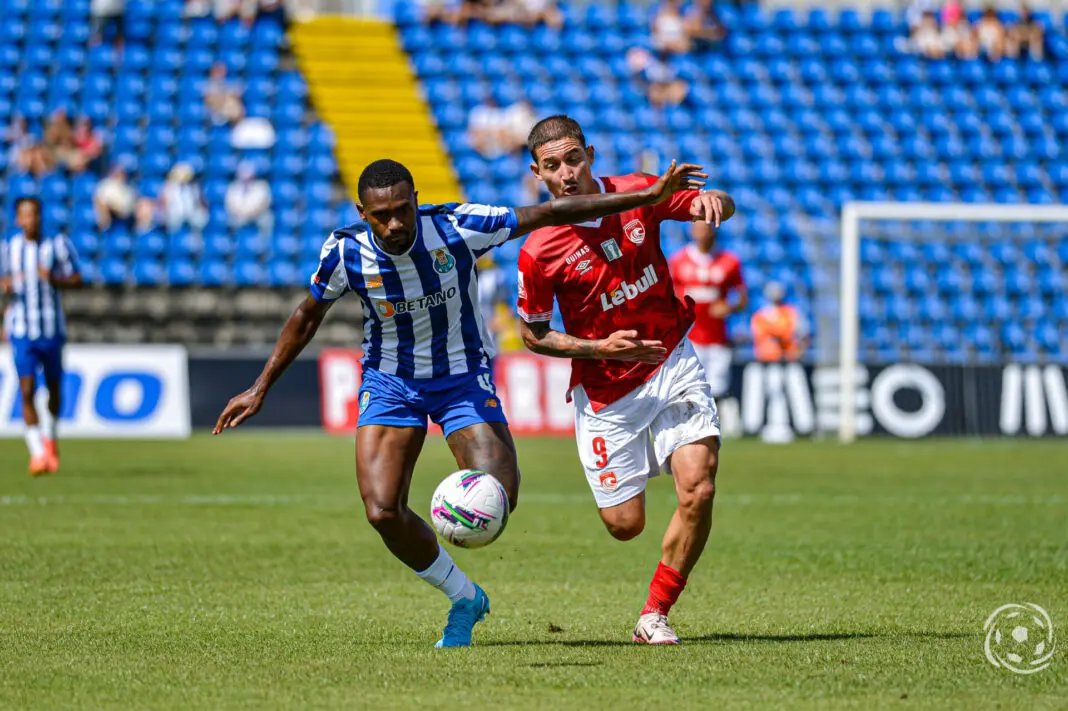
[669,245,744,346]
[517,173,698,411]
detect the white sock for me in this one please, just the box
[25,426,45,458]
[415,544,476,602]
[44,418,56,442]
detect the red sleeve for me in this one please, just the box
[655,188,700,223]
[516,247,554,323]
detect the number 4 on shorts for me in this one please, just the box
[476,373,495,393]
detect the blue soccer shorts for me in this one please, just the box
[357,366,508,438]
[11,338,64,383]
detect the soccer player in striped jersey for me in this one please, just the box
[0,197,83,476]
[214,158,706,647]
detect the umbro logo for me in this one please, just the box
[574,259,593,275]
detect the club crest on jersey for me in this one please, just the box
[431,248,455,274]
[623,219,646,246]
[599,472,618,491]
[601,239,623,262]
[359,391,371,414]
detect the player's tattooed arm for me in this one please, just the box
[510,160,707,239]
[214,295,333,433]
[520,320,668,364]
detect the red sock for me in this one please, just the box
[641,562,687,616]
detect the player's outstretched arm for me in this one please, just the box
[43,269,83,289]
[510,160,707,239]
[214,295,333,433]
[688,189,735,227]
[520,320,668,364]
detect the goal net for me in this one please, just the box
[827,201,1068,442]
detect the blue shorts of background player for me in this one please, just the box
[357,366,508,436]
[12,338,64,383]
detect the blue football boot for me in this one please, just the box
[434,583,490,648]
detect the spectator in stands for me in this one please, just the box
[457,0,506,25]
[90,0,125,48]
[627,47,689,108]
[231,115,277,150]
[941,0,979,59]
[468,97,535,159]
[910,12,946,59]
[44,110,82,174]
[975,6,1007,61]
[205,63,244,126]
[653,0,691,54]
[185,0,213,17]
[70,117,104,174]
[226,162,273,237]
[905,0,938,32]
[423,0,459,24]
[160,163,209,235]
[216,0,260,25]
[686,0,727,47]
[515,0,564,30]
[132,196,161,241]
[751,282,808,363]
[94,164,137,231]
[5,116,51,177]
[1007,3,1045,60]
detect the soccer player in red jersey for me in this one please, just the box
[669,222,748,401]
[516,116,735,644]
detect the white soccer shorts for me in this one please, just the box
[571,338,721,509]
[691,343,733,398]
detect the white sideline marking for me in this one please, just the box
[0,493,1063,507]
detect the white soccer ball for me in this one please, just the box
[430,469,509,549]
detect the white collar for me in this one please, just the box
[686,244,716,263]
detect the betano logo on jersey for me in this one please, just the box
[376,286,459,318]
[599,265,660,312]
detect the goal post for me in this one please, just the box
[838,201,1068,443]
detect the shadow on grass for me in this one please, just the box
[527,661,604,668]
[486,631,972,647]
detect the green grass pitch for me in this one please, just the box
[1,435,1065,709]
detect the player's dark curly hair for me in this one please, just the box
[357,159,415,202]
[527,115,587,162]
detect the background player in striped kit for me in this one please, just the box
[213,158,706,647]
[0,197,83,476]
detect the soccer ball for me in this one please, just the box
[430,469,510,549]
[984,603,1056,674]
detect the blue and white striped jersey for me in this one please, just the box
[310,202,518,379]
[1,232,79,342]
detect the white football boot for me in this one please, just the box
[632,612,681,644]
